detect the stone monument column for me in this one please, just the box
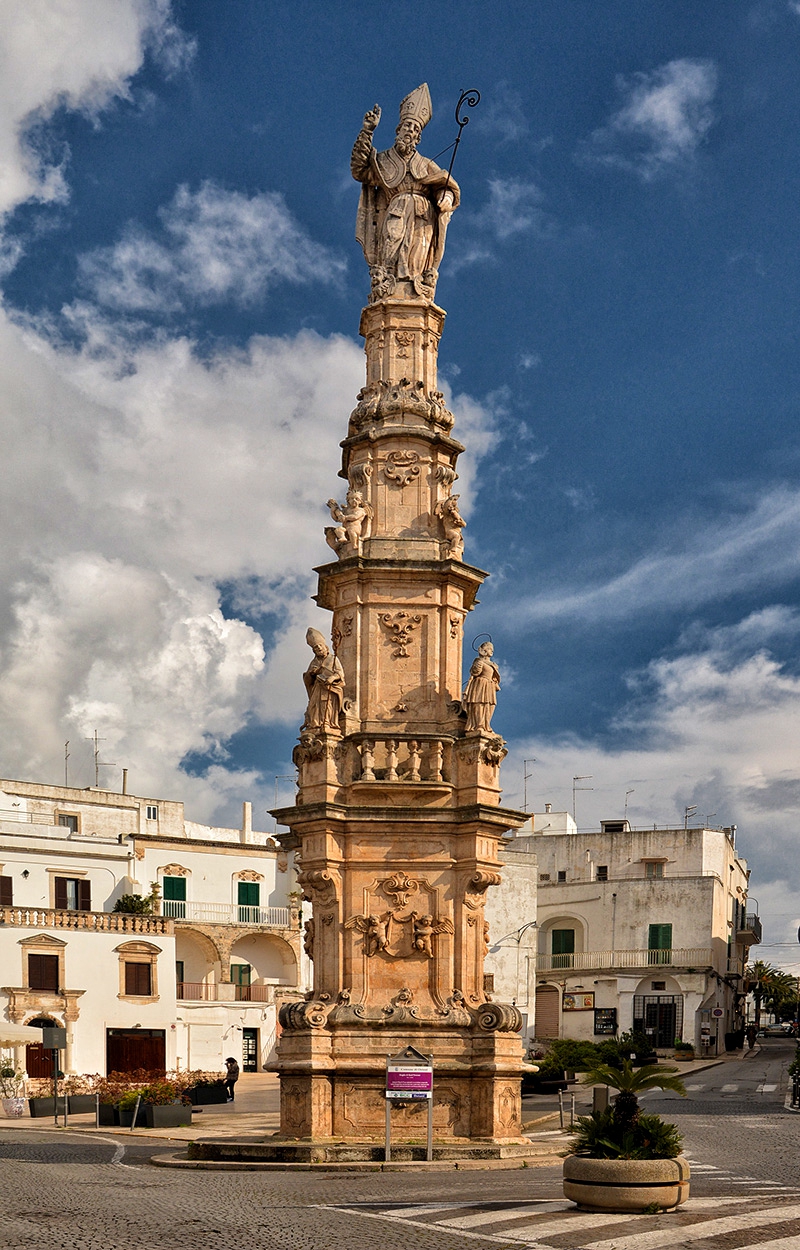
[272,84,528,1151]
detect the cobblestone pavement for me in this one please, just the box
[1,1041,798,1249]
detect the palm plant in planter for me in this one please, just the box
[563,1059,690,1212]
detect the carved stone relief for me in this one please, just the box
[394,330,415,358]
[383,449,420,488]
[379,610,422,658]
[236,870,264,883]
[331,614,353,655]
[380,871,418,908]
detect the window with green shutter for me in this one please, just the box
[162,875,186,918]
[551,928,575,969]
[237,880,259,920]
[648,923,672,965]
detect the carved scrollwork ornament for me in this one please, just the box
[278,999,331,1031]
[380,610,423,658]
[384,449,421,488]
[476,1001,524,1033]
[295,866,337,906]
[381,871,419,908]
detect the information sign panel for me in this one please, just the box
[386,1063,433,1099]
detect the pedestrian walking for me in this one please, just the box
[224,1056,239,1101]
[746,1024,757,1050]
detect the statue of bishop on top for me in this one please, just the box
[351,83,460,303]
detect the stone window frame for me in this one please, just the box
[19,933,67,991]
[55,810,81,834]
[114,940,161,1004]
[46,867,89,911]
[232,869,264,908]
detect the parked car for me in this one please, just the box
[757,1024,793,1037]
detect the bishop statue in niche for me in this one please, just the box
[351,83,460,302]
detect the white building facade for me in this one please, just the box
[0,779,307,1078]
[516,809,760,1053]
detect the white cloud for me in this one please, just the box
[582,58,717,181]
[79,182,346,314]
[510,487,800,626]
[476,178,550,241]
[474,83,530,145]
[0,0,191,219]
[502,608,800,965]
[0,296,500,821]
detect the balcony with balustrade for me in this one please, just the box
[161,899,296,929]
[736,913,762,945]
[535,947,715,974]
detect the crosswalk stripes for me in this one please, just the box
[326,1196,800,1248]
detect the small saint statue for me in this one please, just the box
[351,83,460,302]
[302,628,345,733]
[462,640,500,733]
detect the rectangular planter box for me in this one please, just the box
[143,1103,192,1128]
[98,1104,119,1126]
[28,1097,67,1117]
[67,1095,97,1114]
[188,1083,228,1106]
[118,1108,135,1127]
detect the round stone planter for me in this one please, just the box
[563,1155,690,1212]
[2,1097,25,1118]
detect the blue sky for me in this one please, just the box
[2,1,800,967]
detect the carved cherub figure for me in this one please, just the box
[325,488,373,554]
[434,493,466,558]
[346,911,391,956]
[410,911,453,958]
[303,918,315,960]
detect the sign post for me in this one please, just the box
[385,1045,434,1163]
[42,1026,67,1127]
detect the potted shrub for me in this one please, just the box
[618,1029,658,1067]
[0,1063,26,1118]
[26,1076,66,1118]
[186,1070,228,1105]
[117,1089,142,1127]
[673,1039,695,1062]
[139,1078,192,1128]
[64,1074,98,1114]
[563,1059,690,1212]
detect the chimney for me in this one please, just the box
[241,801,252,844]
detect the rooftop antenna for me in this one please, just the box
[684,804,697,831]
[624,788,635,820]
[86,729,116,789]
[523,759,536,812]
[64,741,70,788]
[573,775,593,826]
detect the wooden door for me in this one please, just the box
[106,1029,165,1074]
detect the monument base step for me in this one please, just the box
[185,1136,559,1165]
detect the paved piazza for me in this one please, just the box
[3,1044,800,1249]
